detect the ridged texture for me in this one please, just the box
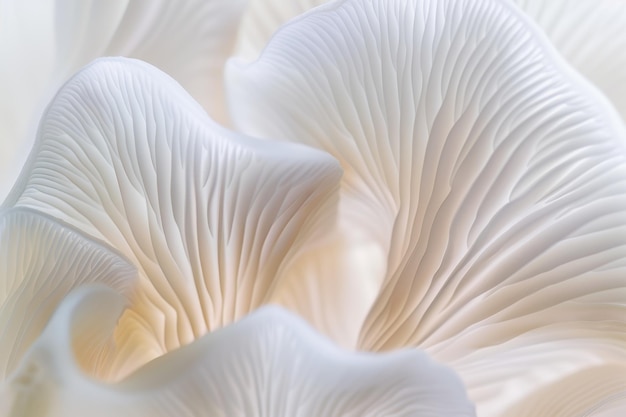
[0,0,247,200]
[1,290,476,417]
[512,0,626,121]
[0,208,136,379]
[4,57,342,380]
[227,0,626,414]
[235,0,329,61]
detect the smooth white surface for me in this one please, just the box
[2,289,475,416]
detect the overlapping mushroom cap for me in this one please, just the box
[0,56,473,416]
[1,0,626,416]
[227,0,626,413]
